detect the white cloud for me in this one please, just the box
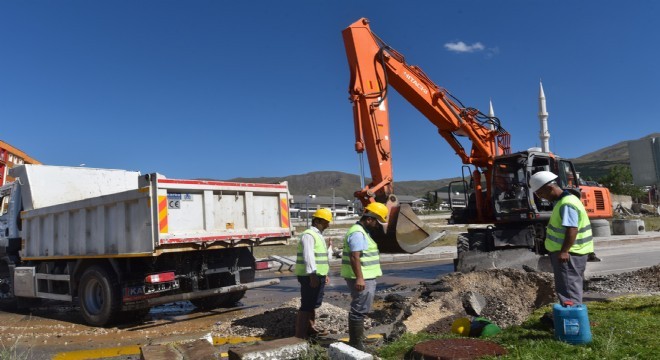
[444,41,485,53]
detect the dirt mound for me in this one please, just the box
[404,268,555,333]
[586,264,660,293]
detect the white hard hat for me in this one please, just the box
[529,171,558,193]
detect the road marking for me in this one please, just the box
[52,345,141,360]
[52,336,264,359]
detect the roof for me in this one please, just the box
[0,140,41,164]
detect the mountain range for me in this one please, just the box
[226,133,659,198]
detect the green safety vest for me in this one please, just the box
[295,228,329,276]
[545,193,593,254]
[341,223,382,279]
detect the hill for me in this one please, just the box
[570,132,660,180]
[221,133,658,197]
[227,171,457,199]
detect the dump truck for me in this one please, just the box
[342,18,612,268]
[0,164,292,326]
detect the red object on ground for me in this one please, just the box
[412,338,507,360]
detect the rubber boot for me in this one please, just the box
[348,318,365,351]
[295,311,312,339]
[308,310,329,337]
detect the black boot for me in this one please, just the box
[587,252,602,262]
[348,318,365,351]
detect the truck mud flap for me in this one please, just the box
[128,278,280,309]
[373,204,446,254]
[455,249,552,273]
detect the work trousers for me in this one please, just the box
[344,278,377,321]
[297,275,327,312]
[549,252,588,305]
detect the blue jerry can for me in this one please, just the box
[553,303,593,344]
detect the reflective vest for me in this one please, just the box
[295,228,329,276]
[341,223,382,279]
[545,193,593,254]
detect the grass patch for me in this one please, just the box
[378,294,660,360]
[643,216,660,232]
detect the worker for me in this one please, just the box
[530,171,593,306]
[294,208,332,339]
[341,202,387,351]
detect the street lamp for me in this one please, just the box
[306,194,316,228]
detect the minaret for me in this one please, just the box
[488,99,495,130]
[538,81,550,153]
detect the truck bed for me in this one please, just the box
[20,174,292,260]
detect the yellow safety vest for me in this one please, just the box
[341,223,382,279]
[295,229,329,276]
[545,193,593,254]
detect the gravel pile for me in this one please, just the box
[212,298,373,338]
[586,264,660,293]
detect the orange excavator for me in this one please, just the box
[342,18,612,266]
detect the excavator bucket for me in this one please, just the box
[371,204,446,254]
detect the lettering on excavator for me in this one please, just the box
[404,71,428,94]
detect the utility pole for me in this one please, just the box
[332,188,336,220]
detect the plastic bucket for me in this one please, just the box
[553,303,592,344]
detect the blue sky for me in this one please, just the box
[2,1,658,181]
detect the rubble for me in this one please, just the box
[586,264,660,293]
[212,298,374,338]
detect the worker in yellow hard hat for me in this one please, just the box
[340,202,388,350]
[294,208,332,339]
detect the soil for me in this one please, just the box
[404,268,556,333]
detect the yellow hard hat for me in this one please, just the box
[364,202,388,222]
[312,208,332,223]
[451,317,471,337]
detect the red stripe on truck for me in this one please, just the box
[161,231,291,244]
[158,179,287,189]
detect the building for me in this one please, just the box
[0,140,41,185]
[628,136,660,187]
[396,195,429,213]
[290,195,356,220]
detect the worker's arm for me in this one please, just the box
[559,227,578,263]
[559,204,579,263]
[301,233,320,288]
[347,231,367,291]
[349,251,365,291]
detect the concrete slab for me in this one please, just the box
[175,339,221,360]
[327,342,374,360]
[141,344,182,360]
[227,337,308,360]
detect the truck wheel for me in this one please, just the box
[190,274,231,310]
[78,266,120,327]
[456,233,470,254]
[469,232,486,251]
[228,267,255,304]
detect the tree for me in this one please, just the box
[598,165,645,201]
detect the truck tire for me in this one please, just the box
[191,248,256,310]
[469,232,486,252]
[78,265,120,327]
[190,274,233,310]
[190,267,256,310]
[456,233,470,254]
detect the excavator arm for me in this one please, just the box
[343,18,510,221]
